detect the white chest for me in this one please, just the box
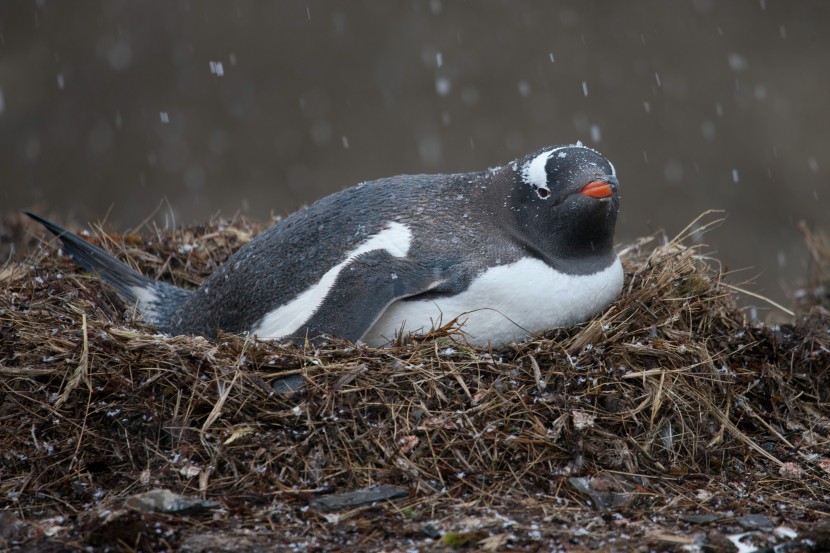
[363,256,624,347]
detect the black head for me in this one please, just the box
[506,143,620,273]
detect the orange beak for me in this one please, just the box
[580,179,614,199]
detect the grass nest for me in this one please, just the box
[1,212,829,552]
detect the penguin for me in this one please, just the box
[26,142,623,348]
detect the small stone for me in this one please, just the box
[309,485,408,511]
[778,462,804,479]
[736,514,774,531]
[272,373,305,394]
[680,513,726,524]
[125,489,219,514]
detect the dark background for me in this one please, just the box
[1,1,828,314]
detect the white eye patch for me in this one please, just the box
[521,146,569,199]
[522,149,552,198]
[520,142,613,200]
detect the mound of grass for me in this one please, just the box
[2,213,829,552]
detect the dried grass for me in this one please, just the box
[794,220,830,314]
[2,212,830,551]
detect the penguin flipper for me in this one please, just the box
[24,211,190,330]
[298,251,448,344]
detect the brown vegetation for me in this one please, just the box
[2,214,829,552]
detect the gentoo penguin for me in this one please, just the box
[26,142,623,348]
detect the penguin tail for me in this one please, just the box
[24,211,190,331]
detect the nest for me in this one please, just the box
[2,213,830,552]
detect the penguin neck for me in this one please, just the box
[492,169,618,276]
[518,229,617,276]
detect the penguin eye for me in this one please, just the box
[536,188,550,199]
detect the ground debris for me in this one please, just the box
[680,513,727,525]
[2,213,830,551]
[568,475,638,510]
[179,532,283,553]
[125,489,220,514]
[309,485,409,511]
[735,514,774,531]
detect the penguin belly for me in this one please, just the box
[363,256,624,347]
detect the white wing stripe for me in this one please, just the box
[252,222,412,339]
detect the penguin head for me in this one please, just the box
[512,143,620,265]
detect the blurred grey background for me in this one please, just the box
[1,0,828,312]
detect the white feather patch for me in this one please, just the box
[252,221,413,339]
[363,256,623,348]
[521,149,555,191]
[129,285,160,320]
[521,143,612,191]
[606,158,617,176]
[521,144,580,191]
